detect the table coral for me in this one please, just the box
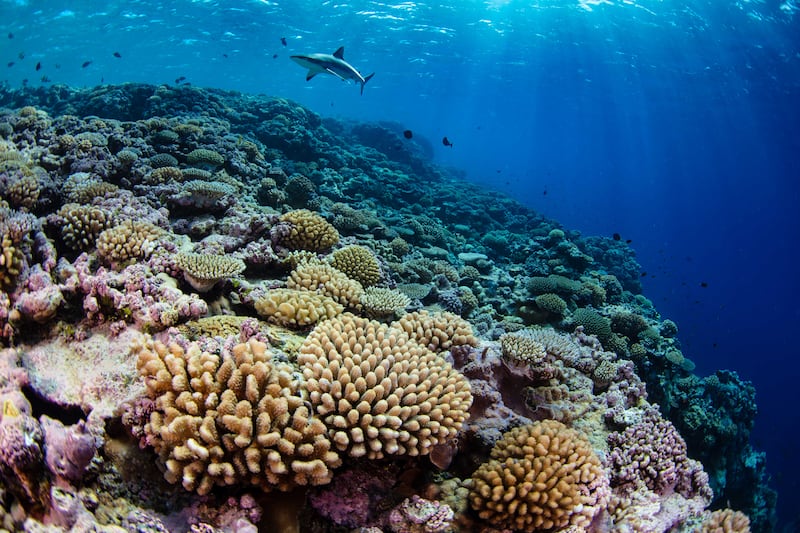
[132,336,341,494]
[174,252,245,293]
[468,420,610,532]
[298,313,472,459]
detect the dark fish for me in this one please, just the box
[6,61,13,67]
[442,136,453,147]
[223,53,228,58]
[82,61,92,68]
[403,130,413,139]
[35,61,41,71]
[700,282,708,288]
[175,76,186,84]
[712,343,718,349]
[626,239,632,244]
[612,233,621,241]
[8,32,13,39]
[281,37,287,46]
[113,51,121,58]
[542,189,547,196]
[272,54,278,59]
[41,75,50,82]
[181,81,191,86]
[18,52,24,59]
[640,272,647,277]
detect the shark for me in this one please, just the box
[290,46,375,95]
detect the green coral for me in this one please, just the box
[572,307,612,341]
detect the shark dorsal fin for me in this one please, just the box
[333,46,345,59]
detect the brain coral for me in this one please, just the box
[298,314,472,459]
[254,288,343,328]
[392,310,479,352]
[133,336,341,495]
[279,209,339,252]
[469,420,610,532]
[174,252,246,292]
[287,261,363,310]
[329,245,381,287]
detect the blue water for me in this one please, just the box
[3,0,799,526]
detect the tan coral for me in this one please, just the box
[287,261,363,309]
[133,336,341,495]
[96,219,164,268]
[699,509,751,533]
[57,203,115,251]
[254,288,343,328]
[6,174,39,210]
[63,173,119,203]
[360,287,411,320]
[469,420,610,532]
[499,330,548,366]
[392,310,479,353]
[187,148,225,169]
[177,315,253,340]
[175,252,245,292]
[329,245,381,287]
[145,166,184,185]
[298,314,472,459]
[279,209,339,252]
[0,233,24,289]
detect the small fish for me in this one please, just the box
[442,136,453,147]
[113,51,121,58]
[6,61,13,67]
[175,76,186,84]
[223,53,228,58]
[35,61,41,71]
[272,54,278,59]
[403,130,413,139]
[612,233,621,241]
[7,32,13,39]
[181,81,191,86]
[700,282,708,288]
[640,272,647,277]
[626,239,632,244]
[41,75,50,82]
[18,51,24,59]
[82,60,92,68]
[281,37,287,46]
[542,189,547,196]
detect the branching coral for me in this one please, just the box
[56,203,115,251]
[360,287,411,320]
[132,336,341,495]
[298,314,472,459]
[96,219,164,268]
[253,288,343,328]
[468,420,610,532]
[278,209,339,252]
[329,245,381,287]
[391,310,479,352]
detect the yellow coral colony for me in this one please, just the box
[298,314,473,459]
[133,336,341,495]
[469,420,609,532]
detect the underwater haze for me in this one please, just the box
[3,0,800,530]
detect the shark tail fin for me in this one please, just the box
[360,72,375,95]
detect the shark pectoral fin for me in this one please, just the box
[333,46,345,59]
[325,68,349,82]
[306,71,318,81]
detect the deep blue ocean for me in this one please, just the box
[3,0,799,528]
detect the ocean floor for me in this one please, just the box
[0,83,776,532]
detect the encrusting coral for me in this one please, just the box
[298,313,473,459]
[469,420,610,532]
[132,336,341,495]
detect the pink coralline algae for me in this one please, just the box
[13,264,64,323]
[387,496,454,533]
[40,416,98,483]
[0,402,46,506]
[308,465,397,528]
[59,253,207,330]
[608,407,713,502]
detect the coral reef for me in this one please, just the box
[0,83,774,532]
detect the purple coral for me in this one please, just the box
[387,495,454,533]
[608,408,713,502]
[41,416,98,482]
